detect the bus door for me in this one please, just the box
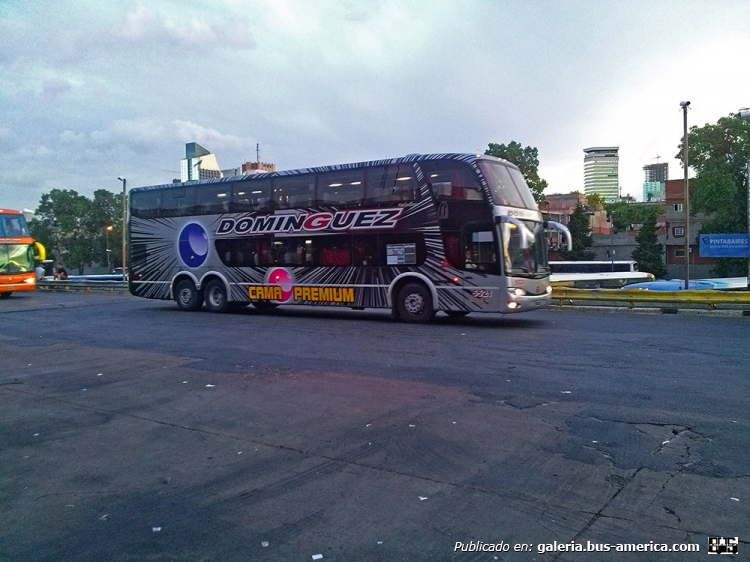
[457,222,502,312]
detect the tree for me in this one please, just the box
[31,189,94,274]
[678,114,750,276]
[562,201,595,260]
[586,193,606,209]
[87,189,124,269]
[485,141,548,203]
[632,211,667,278]
[605,201,665,234]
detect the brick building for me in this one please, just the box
[662,179,716,278]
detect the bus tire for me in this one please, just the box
[174,279,202,311]
[0,292,12,299]
[397,282,435,324]
[204,279,228,313]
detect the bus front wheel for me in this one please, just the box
[0,292,12,300]
[174,279,202,311]
[204,280,228,313]
[397,282,435,324]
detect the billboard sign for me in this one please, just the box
[699,234,750,258]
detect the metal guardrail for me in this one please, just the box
[36,279,129,294]
[551,287,750,311]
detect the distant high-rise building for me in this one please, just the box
[180,142,222,182]
[583,147,619,201]
[642,162,668,201]
[643,162,668,183]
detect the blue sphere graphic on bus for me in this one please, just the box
[178,223,208,267]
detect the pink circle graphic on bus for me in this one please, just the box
[266,267,294,302]
[178,223,208,267]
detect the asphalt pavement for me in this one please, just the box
[1,291,748,561]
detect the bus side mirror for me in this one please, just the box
[545,220,572,252]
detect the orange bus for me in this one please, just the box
[0,208,45,298]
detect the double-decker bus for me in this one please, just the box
[128,153,571,322]
[0,208,45,298]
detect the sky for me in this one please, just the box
[2,0,749,213]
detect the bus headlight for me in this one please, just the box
[24,277,36,284]
[507,302,519,309]
[546,286,552,294]
[512,288,526,296]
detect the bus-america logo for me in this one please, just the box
[216,208,403,236]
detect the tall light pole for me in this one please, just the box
[118,177,127,280]
[105,225,113,271]
[739,107,750,290]
[680,101,690,289]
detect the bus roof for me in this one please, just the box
[0,208,23,215]
[130,153,517,193]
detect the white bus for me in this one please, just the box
[128,153,570,323]
[549,260,638,274]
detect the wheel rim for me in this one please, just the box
[403,292,424,315]
[208,286,224,308]
[179,288,193,306]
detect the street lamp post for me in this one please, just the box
[680,101,691,290]
[117,177,127,280]
[739,107,750,290]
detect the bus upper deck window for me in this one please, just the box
[274,176,316,209]
[366,165,418,203]
[420,161,481,201]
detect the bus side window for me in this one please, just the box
[463,227,498,273]
[352,236,377,266]
[161,186,193,217]
[274,175,316,209]
[366,164,418,203]
[443,232,461,267]
[317,236,351,266]
[232,179,271,213]
[420,161,482,201]
[131,191,162,219]
[193,184,231,215]
[318,170,364,206]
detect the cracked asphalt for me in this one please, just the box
[1,291,748,561]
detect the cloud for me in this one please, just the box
[117,5,255,52]
[90,119,169,154]
[173,120,256,154]
[41,77,73,99]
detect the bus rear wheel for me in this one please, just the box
[397,282,435,324]
[174,279,202,311]
[0,292,12,299]
[204,280,228,313]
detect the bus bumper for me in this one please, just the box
[0,274,36,293]
[501,293,550,313]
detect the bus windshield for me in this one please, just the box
[0,244,35,273]
[0,214,30,237]
[478,160,538,210]
[500,220,549,277]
